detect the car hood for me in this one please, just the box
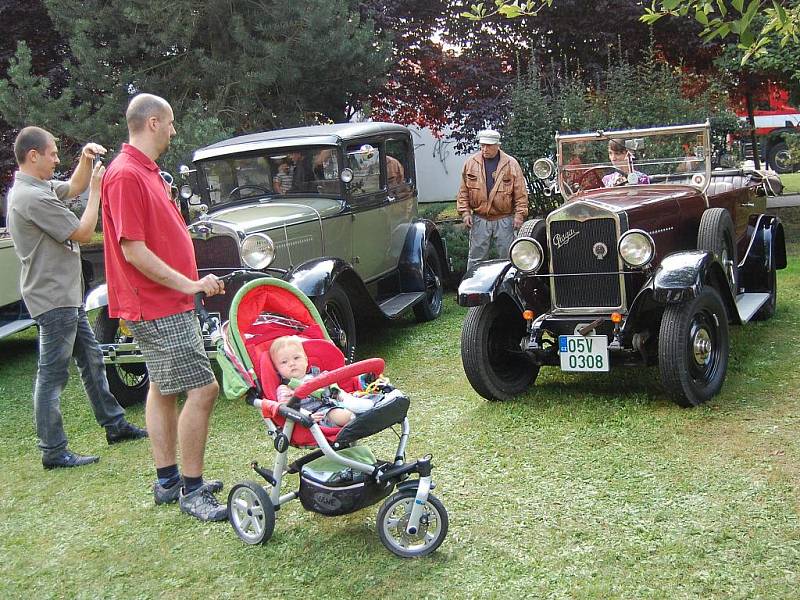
[192,198,345,235]
[573,184,701,212]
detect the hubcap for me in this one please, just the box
[692,328,712,366]
[230,487,267,542]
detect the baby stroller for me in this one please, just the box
[217,277,448,558]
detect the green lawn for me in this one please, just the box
[2,241,799,598]
[781,173,800,194]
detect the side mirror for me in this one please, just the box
[178,164,195,179]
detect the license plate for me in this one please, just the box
[559,335,609,372]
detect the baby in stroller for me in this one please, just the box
[220,277,448,558]
[270,335,377,426]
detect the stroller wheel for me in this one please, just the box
[228,481,275,545]
[377,490,448,558]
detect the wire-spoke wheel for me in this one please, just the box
[93,307,148,407]
[228,481,275,545]
[377,489,448,558]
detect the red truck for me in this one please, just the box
[732,82,799,173]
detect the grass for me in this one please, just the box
[2,222,800,599]
[781,173,800,194]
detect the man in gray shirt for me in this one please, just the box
[7,126,147,469]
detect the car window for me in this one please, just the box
[197,146,341,207]
[385,138,410,188]
[346,142,381,195]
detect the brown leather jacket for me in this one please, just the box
[456,150,528,221]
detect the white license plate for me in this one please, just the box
[559,335,609,372]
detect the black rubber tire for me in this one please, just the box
[752,265,777,321]
[377,489,448,558]
[93,307,148,407]
[658,287,729,407]
[767,141,794,174]
[697,208,738,298]
[313,283,356,363]
[413,243,444,323]
[227,481,275,545]
[461,299,539,401]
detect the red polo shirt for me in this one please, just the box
[101,143,197,321]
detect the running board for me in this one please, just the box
[735,292,770,323]
[379,292,425,318]
[0,318,36,340]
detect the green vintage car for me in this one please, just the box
[88,122,449,406]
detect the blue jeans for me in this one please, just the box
[33,306,125,460]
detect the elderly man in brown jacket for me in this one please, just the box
[456,129,528,272]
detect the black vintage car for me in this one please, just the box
[88,123,448,406]
[458,123,786,407]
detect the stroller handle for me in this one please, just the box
[291,358,386,404]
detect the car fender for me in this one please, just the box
[85,284,109,313]
[457,260,519,308]
[397,219,449,292]
[287,257,377,316]
[651,250,739,321]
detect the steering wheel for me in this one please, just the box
[575,166,627,189]
[228,184,271,200]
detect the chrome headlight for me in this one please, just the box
[532,158,555,180]
[240,233,275,269]
[618,229,655,268]
[509,237,544,273]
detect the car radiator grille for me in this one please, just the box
[192,236,241,270]
[549,218,621,309]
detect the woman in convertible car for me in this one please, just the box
[603,138,650,187]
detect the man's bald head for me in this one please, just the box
[126,94,171,134]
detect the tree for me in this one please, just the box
[461,0,799,64]
[0,0,392,177]
[0,0,69,189]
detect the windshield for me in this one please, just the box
[558,124,711,199]
[197,146,341,208]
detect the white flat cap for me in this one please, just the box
[477,129,501,145]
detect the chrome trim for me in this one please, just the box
[617,228,656,268]
[509,237,544,273]
[546,201,627,314]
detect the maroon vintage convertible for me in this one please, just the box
[458,122,786,407]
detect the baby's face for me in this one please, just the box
[272,344,308,380]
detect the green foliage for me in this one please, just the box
[0,1,391,174]
[784,132,800,168]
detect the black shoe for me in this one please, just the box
[43,450,100,470]
[154,478,224,505]
[106,420,148,445]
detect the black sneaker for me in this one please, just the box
[43,450,100,470]
[179,485,228,521]
[106,420,148,445]
[153,478,223,505]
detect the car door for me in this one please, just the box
[383,136,416,269]
[346,139,390,280]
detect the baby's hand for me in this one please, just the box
[276,385,293,403]
[311,412,325,422]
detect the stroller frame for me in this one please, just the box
[223,278,448,558]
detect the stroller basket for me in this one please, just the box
[299,446,393,515]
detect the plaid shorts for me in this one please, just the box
[127,311,216,395]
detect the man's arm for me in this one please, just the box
[67,143,107,198]
[120,239,224,297]
[69,162,104,244]
[512,161,529,228]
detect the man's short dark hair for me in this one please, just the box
[126,93,170,133]
[14,126,54,165]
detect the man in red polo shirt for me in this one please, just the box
[102,93,227,522]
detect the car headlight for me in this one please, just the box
[618,229,655,268]
[509,237,544,273]
[240,233,276,269]
[532,158,555,180]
